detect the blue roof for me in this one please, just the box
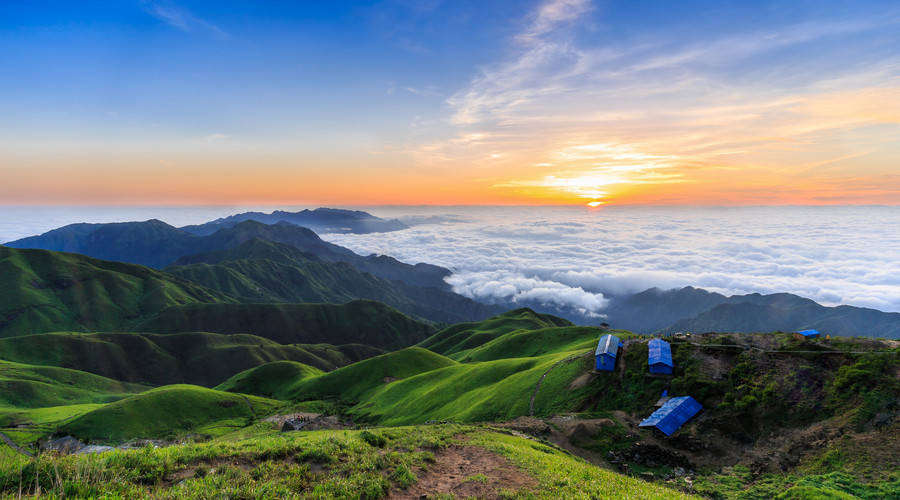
[796,329,820,336]
[648,339,673,367]
[639,396,702,436]
[595,334,620,357]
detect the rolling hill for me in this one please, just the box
[215,361,324,398]
[134,300,436,349]
[0,246,228,338]
[165,239,503,324]
[0,332,381,387]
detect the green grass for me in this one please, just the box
[287,347,458,403]
[215,361,324,398]
[451,325,607,362]
[0,331,374,387]
[0,424,697,499]
[59,385,282,442]
[0,359,146,409]
[418,308,573,357]
[134,299,436,349]
[0,246,228,338]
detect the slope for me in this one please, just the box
[286,347,458,403]
[165,239,503,324]
[0,359,145,410]
[135,300,436,349]
[215,361,325,399]
[0,331,380,387]
[418,308,573,357]
[0,246,227,338]
[59,385,282,441]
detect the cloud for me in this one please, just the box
[143,1,228,39]
[323,206,900,315]
[203,133,228,143]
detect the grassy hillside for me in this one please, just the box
[136,300,436,349]
[0,246,228,338]
[418,308,573,356]
[286,347,458,403]
[0,424,695,499]
[59,385,282,441]
[0,359,145,410]
[0,331,380,387]
[215,361,324,398]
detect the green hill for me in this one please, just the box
[0,331,380,387]
[135,300,436,349]
[286,347,458,403]
[453,325,609,362]
[165,239,503,324]
[418,308,573,356]
[59,385,282,441]
[215,361,324,398]
[0,246,228,338]
[0,359,145,410]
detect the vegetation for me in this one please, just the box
[215,361,324,399]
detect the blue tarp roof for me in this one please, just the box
[639,396,702,436]
[796,329,820,336]
[648,339,673,367]
[595,334,620,357]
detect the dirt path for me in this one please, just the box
[389,445,536,499]
[529,351,591,416]
[0,430,33,458]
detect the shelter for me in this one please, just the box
[793,329,820,340]
[639,396,702,436]
[648,338,674,375]
[595,334,621,371]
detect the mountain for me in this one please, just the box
[180,207,408,235]
[134,299,436,349]
[0,246,228,338]
[0,331,382,387]
[5,219,450,289]
[661,292,900,338]
[165,239,503,324]
[603,286,900,338]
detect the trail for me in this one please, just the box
[529,351,591,417]
[0,430,33,458]
[240,395,258,419]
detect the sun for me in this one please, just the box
[586,201,605,207]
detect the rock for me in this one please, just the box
[640,471,655,480]
[281,418,308,432]
[77,445,115,455]
[41,436,85,454]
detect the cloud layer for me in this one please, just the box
[324,206,900,314]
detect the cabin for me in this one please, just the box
[648,338,674,375]
[639,396,702,436]
[595,334,622,371]
[793,329,820,341]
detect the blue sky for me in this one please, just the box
[1,1,898,204]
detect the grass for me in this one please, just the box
[0,424,697,499]
[215,361,325,398]
[0,359,146,410]
[59,385,283,442]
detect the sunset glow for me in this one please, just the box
[2,1,899,205]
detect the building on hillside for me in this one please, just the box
[595,334,622,371]
[793,329,820,340]
[639,396,702,436]
[648,338,674,375]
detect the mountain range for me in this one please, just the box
[179,207,408,235]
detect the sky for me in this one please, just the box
[2,0,899,206]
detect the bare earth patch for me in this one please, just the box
[390,445,536,500]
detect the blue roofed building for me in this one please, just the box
[639,396,702,436]
[794,329,820,340]
[595,334,621,371]
[648,338,674,375]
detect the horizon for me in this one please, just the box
[3,1,899,206]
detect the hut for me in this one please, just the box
[595,334,621,371]
[793,329,820,340]
[639,396,702,436]
[648,338,673,375]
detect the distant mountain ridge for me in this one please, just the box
[604,286,900,339]
[180,207,408,236]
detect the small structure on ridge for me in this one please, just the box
[648,338,674,375]
[639,396,702,436]
[595,334,622,372]
[793,329,820,340]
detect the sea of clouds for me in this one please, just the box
[3,205,898,315]
[323,206,900,314]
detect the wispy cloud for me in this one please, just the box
[143,1,228,39]
[414,0,900,204]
